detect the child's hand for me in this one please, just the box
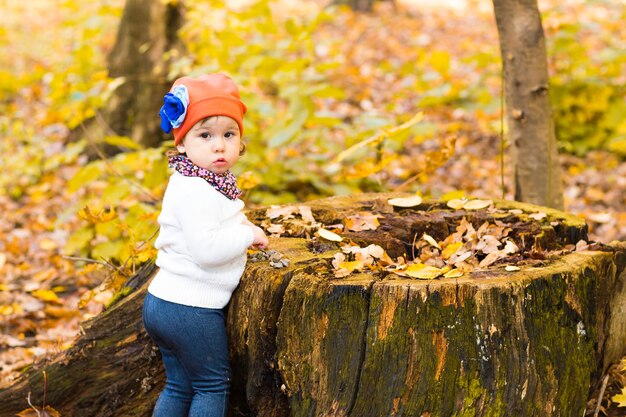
[243,219,269,249]
[251,225,269,250]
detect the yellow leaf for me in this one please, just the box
[388,195,422,208]
[318,228,343,242]
[463,199,493,210]
[39,238,59,251]
[423,233,441,250]
[612,386,626,408]
[78,205,117,224]
[0,253,6,269]
[442,242,463,260]
[238,171,261,190]
[505,265,521,272]
[406,265,443,280]
[31,289,59,303]
[104,135,142,150]
[17,405,61,417]
[443,268,464,278]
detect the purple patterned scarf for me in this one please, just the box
[169,154,242,200]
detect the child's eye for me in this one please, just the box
[225,131,236,138]
[200,132,211,139]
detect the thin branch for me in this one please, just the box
[593,374,609,417]
[63,256,130,278]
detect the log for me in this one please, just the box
[0,194,624,417]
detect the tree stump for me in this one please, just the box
[0,194,625,417]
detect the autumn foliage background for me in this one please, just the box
[0,0,625,407]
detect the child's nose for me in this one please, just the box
[213,137,225,152]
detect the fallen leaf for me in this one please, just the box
[266,205,297,220]
[463,199,493,210]
[586,212,613,224]
[503,240,519,254]
[318,228,343,242]
[443,268,464,278]
[447,198,466,209]
[406,265,444,280]
[508,209,523,215]
[297,206,316,224]
[529,212,547,221]
[39,238,59,251]
[441,241,463,260]
[612,386,626,408]
[479,251,505,268]
[423,233,442,250]
[388,195,422,207]
[505,265,520,271]
[575,240,589,251]
[31,289,59,303]
[266,223,285,236]
[345,212,381,231]
[366,244,386,259]
[0,253,6,269]
[17,405,61,417]
[476,235,501,254]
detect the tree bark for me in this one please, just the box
[331,0,394,12]
[1,194,624,417]
[492,0,564,209]
[91,0,183,149]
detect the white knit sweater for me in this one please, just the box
[149,171,255,308]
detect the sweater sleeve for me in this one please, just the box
[176,184,255,268]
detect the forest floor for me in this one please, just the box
[1,0,625,415]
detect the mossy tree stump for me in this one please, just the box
[0,194,624,417]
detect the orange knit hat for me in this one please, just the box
[159,73,247,145]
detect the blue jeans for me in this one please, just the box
[142,292,230,417]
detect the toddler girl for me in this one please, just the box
[142,73,269,417]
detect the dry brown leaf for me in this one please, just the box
[266,224,285,236]
[478,251,505,268]
[476,235,501,254]
[503,240,519,254]
[266,205,297,220]
[575,240,589,251]
[297,206,316,224]
[345,212,381,231]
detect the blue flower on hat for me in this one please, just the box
[159,85,189,133]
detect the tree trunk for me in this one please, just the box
[90,0,183,149]
[492,0,564,209]
[1,194,624,417]
[331,0,394,12]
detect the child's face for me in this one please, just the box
[177,116,241,174]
